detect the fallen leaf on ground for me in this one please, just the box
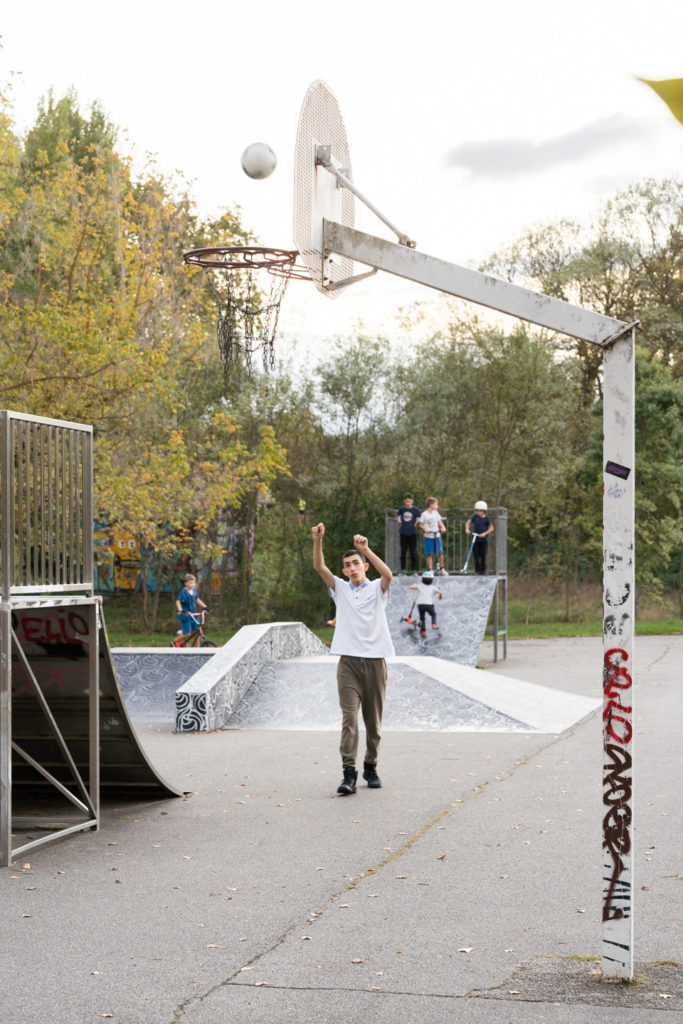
[457,947,473,953]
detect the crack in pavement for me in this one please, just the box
[166,726,582,1021]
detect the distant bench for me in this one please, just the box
[175,621,327,732]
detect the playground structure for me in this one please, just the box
[385,506,508,662]
[0,410,181,867]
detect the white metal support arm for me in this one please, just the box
[323,220,632,346]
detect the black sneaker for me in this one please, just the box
[362,762,382,789]
[337,766,357,795]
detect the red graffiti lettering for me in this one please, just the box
[603,647,632,698]
[21,617,44,642]
[603,698,633,744]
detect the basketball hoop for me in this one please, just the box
[182,246,309,384]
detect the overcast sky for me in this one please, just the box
[2,0,683,356]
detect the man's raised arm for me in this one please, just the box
[312,522,336,590]
[353,533,393,593]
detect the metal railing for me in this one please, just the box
[1,411,94,598]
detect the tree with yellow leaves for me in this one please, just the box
[0,88,290,629]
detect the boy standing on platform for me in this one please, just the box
[395,492,421,574]
[312,523,394,796]
[418,497,448,575]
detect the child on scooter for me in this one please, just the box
[409,570,443,636]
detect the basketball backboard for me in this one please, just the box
[293,80,355,297]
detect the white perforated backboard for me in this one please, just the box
[293,80,354,297]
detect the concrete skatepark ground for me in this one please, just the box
[2,635,681,1024]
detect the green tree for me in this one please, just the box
[578,351,683,603]
[483,179,683,390]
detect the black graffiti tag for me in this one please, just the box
[602,742,633,921]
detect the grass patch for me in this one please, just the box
[506,618,682,639]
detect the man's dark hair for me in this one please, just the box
[403,491,414,500]
[342,548,364,564]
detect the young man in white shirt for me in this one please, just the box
[312,523,394,795]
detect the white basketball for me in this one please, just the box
[241,142,277,180]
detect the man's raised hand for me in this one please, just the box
[312,522,325,540]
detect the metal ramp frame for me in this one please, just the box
[1,410,180,868]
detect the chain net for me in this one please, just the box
[203,266,291,385]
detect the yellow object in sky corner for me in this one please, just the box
[640,77,683,127]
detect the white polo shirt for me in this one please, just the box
[328,576,395,658]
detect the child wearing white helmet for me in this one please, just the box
[465,501,494,575]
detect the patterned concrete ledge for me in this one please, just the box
[112,648,217,724]
[175,622,327,732]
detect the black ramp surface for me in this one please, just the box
[11,605,182,799]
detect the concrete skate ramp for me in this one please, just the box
[387,575,497,665]
[223,655,599,735]
[10,606,182,798]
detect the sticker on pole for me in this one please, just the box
[605,461,631,480]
